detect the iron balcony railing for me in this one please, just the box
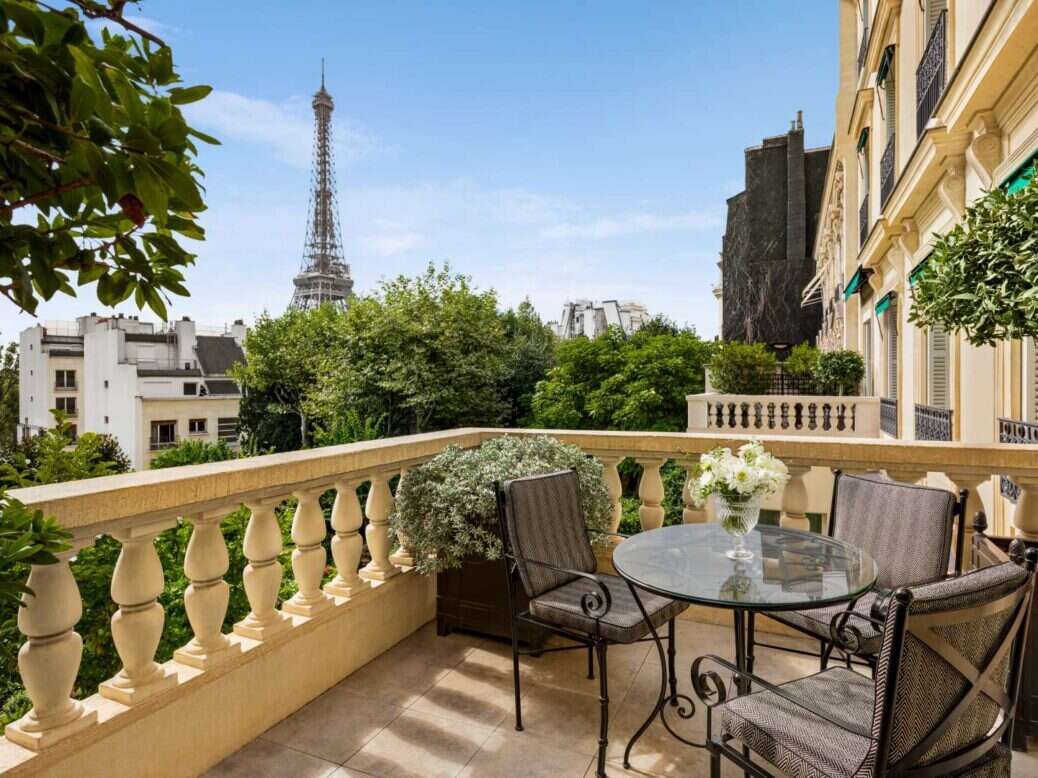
[916,10,947,138]
[881,397,898,437]
[880,133,896,209]
[999,417,1038,502]
[858,24,869,74]
[915,403,953,441]
[859,197,869,250]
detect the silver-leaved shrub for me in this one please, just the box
[392,435,611,574]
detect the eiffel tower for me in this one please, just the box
[290,62,353,310]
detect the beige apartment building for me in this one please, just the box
[806,0,1038,533]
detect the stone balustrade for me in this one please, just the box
[2,426,1037,776]
[687,392,881,438]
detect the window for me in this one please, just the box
[884,63,896,140]
[67,424,77,442]
[884,301,898,401]
[925,0,947,39]
[188,418,207,434]
[863,319,874,395]
[184,382,197,396]
[927,324,950,408]
[150,420,177,450]
[104,380,109,389]
[104,416,109,424]
[55,396,77,417]
[55,369,76,389]
[217,417,239,443]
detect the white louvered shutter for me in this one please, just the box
[886,70,896,140]
[864,322,874,395]
[1027,337,1038,423]
[886,304,898,400]
[928,324,949,408]
[926,0,947,39]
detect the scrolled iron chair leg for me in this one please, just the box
[595,640,609,778]
[588,644,595,680]
[667,617,678,705]
[511,627,523,731]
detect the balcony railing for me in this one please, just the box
[999,417,1038,502]
[859,197,869,249]
[915,403,953,441]
[880,133,896,208]
[880,397,898,437]
[916,10,947,138]
[688,393,879,437]
[149,438,177,451]
[3,427,1038,774]
[857,24,869,74]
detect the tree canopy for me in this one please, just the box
[0,0,215,317]
[531,325,714,432]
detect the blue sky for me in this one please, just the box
[4,1,839,340]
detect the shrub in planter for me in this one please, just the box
[814,350,865,396]
[910,178,1038,346]
[708,342,776,395]
[393,435,611,575]
[784,344,820,381]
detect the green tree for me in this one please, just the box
[0,343,17,448]
[149,438,236,469]
[708,342,776,394]
[0,1,216,317]
[500,300,555,427]
[315,263,510,435]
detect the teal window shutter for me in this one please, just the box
[857,127,870,153]
[909,256,930,286]
[1004,149,1036,195]
[875,291,894,316]
[877,46,895,87]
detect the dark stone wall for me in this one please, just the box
[721,122,829,347]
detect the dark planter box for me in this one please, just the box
[436,556,547,648]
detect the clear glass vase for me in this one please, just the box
[715,496,760,560]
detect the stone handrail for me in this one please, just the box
[4,426,1038,775]
[686,392,880,438]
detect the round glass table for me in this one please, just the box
[611,522,878,761]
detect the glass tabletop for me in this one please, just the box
[612,523,878,612]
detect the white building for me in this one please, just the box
[20,314,246,470]
[552,299,650,339]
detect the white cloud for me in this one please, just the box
[184,90,379,169]
[540,209,723,240]
[361,232,423,256]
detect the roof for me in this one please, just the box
[204,380,240,396]
[195,336,245,376]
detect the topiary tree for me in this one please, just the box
[1,1,215,317]
[784,343,820,380]
[814,350,865,396]
[708,342,777,394]
[909,179,1038,346]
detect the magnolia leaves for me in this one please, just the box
[0,1,218,318]
[910,179,1038,346]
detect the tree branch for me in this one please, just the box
[2,177,94,215]
[65,1,169,48]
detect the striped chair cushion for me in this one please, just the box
[529,573,687,643]
[768,591,884,655]
[501,470,597,598]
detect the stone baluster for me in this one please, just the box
[234,500,290,640]
[390,468,415,567]
[174,510,242,669]
[100,521,178,705]
[886,469,926,485]
[599,456,623,533]
[682,463,708,523]
[780,465,812,532]
[325,480,373,598]
[637,458,666,531]
[361,473,399,580]
[5,540,98,751]
[947,473,986,569]
[283,489,334,617]
[1010,476,1038,541]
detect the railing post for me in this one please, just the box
[174,510,242,669]
[780,466,812,532]
[100,521,178,705]
[5,540,98,751]
[234,500,290,640]
[325,480,373,598]
[682,463,708,523]
[361,473,400,581]
[637,458,666,531]
[1011,477,1038,541]
[389,468,415,567]
[283,489,334,617]
[600,455,624,533]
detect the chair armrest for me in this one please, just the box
[691,654,874,739]
[503,552,613,619]
[830,608,886,654]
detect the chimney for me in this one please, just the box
[231,319,247,345]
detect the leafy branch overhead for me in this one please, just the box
[910,179,1038,346]
[0,0,217,317]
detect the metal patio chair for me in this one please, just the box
[697,549,1038,778]
[750,470,967,671]
[494,470,688,778]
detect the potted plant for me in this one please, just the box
[392,435,611,644]
[689,441,789,561]
[813,350,865,396]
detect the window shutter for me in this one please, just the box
[929,324,949,408]
[886,304,898,400]
[926,0,947,39]
[885,70,896,140]
[1027,337,1038,424]
[864,322,874,395]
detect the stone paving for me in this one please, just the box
[205,619,1038,778]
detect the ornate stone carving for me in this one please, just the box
[938,155,967,218]
[967,112,1002,189]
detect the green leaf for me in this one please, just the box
[187,127,221,145]
[69,75,96,123]
[132,161,168,225]
[148,159,203,211]
[169,85,213,105]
